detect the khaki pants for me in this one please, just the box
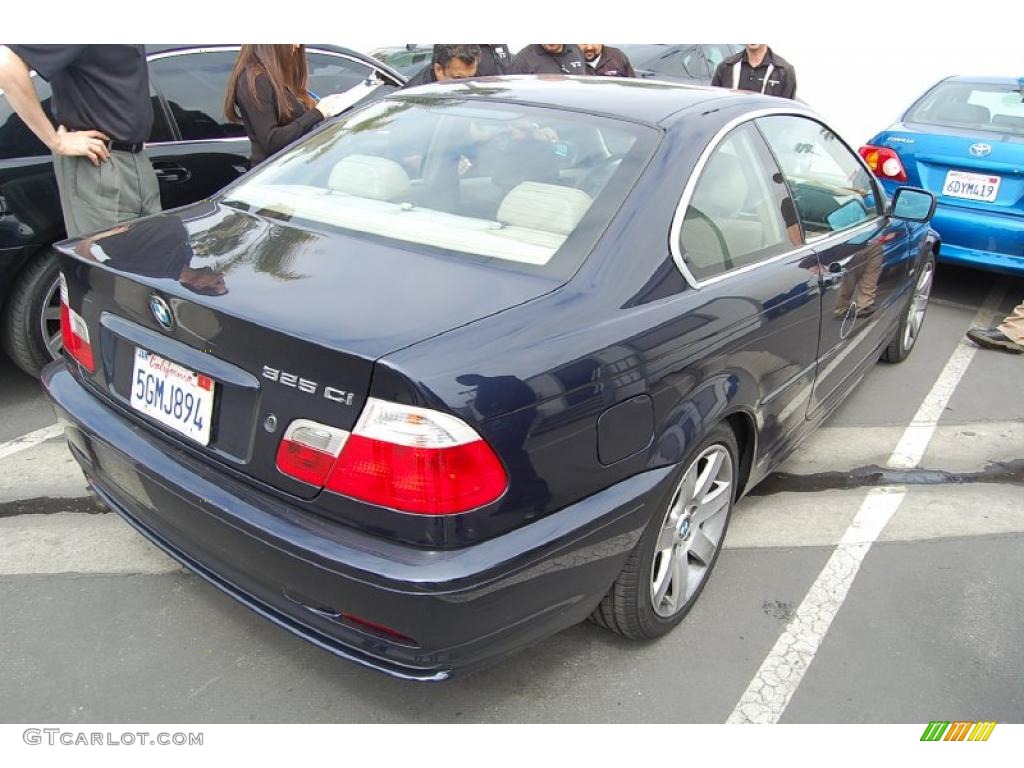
[53,149,161,237]
[835,242,883,312]
[998,300,1024,344]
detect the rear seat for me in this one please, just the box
[489,182,594,251]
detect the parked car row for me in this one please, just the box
[370,43,745,85]
[0,44,404,376]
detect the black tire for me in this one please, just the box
[1,249,63,377]
[591,424,738,640]
[882,252,936,364]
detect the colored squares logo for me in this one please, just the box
[921,721,997,742]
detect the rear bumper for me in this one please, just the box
[925,201,1022,276]
[43,362,672,680]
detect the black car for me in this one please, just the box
[616,44,743,84]
[0,44,403,376]
[45,77,937,679]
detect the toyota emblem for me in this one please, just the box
[968,143,992,158]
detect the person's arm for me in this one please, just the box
[508,48,534,75]
[0,45,109,165]
[783,67,797,100]
[620,51,636,78]
[710,61,726,88]
[236,73,324,158]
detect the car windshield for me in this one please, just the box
[905,80,1024,135]
[224,96,658,277]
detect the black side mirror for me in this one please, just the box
[890,187,937,222]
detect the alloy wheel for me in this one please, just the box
[650,444,734,618]
[903,259,934,351]
[39,275,63,360]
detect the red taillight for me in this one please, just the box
[276,399,508,515]
[58,274,95,372]
[275,419,348,487]
[859,144,907,182]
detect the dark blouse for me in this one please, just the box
[234,71,323,166]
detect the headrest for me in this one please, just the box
[328,154,411,201]
[941,103,991,125]
[497,182,593,235]
[992,113,1024,130]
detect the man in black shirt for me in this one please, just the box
[710,45,797,100]
[475,45,513,76]
[579,44,636,78]
[510,45,586,76]
[0,44,160,237]
[74,215,227,296]
[403,44,481,88]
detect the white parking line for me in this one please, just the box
[0,423,63,462]
[727,279,1009,724]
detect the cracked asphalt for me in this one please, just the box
[0,263,1021,723]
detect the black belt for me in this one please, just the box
[108,140,145,153]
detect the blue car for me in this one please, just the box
[45,78,937,679]
[861,75,1024,276]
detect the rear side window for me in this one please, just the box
[758,115,880,240]
[0,76,52,159]
[906,80,1024,135]
[679,122,798,282]
[150,50,247,141]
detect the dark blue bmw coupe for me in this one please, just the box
[44,77,938,680]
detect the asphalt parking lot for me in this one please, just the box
[0,263,1021,723]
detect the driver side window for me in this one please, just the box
[757,115,880,240]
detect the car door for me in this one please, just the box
[757,114,914,417]
[146,47,251,210]
[674,121,820,468]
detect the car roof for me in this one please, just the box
[144,44,361,58]
[941,75,1024,86]
[394,74,766,126]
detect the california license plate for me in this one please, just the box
[942,170,1001,202]
[130,348,215,445]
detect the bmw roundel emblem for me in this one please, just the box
[149,294,174,331]
[969,143,992,158]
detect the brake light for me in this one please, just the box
[275,399,508,515]
[58,273,95,372]
[859,144,907,182]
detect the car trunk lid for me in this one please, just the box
[878,123,1024,214]
[54,203,559,500]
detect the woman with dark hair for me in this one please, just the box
[225,44,349,167]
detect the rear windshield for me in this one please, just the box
[223,96,658,277]
[905,81,1024,135]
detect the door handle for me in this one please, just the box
[821,262,848,289]
[152,162,191,184]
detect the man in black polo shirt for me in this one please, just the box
[509,45,586,76]
[0,44,160,237]
[711,44,797,99]
[579,44,636,78]
[403,44,482,88]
